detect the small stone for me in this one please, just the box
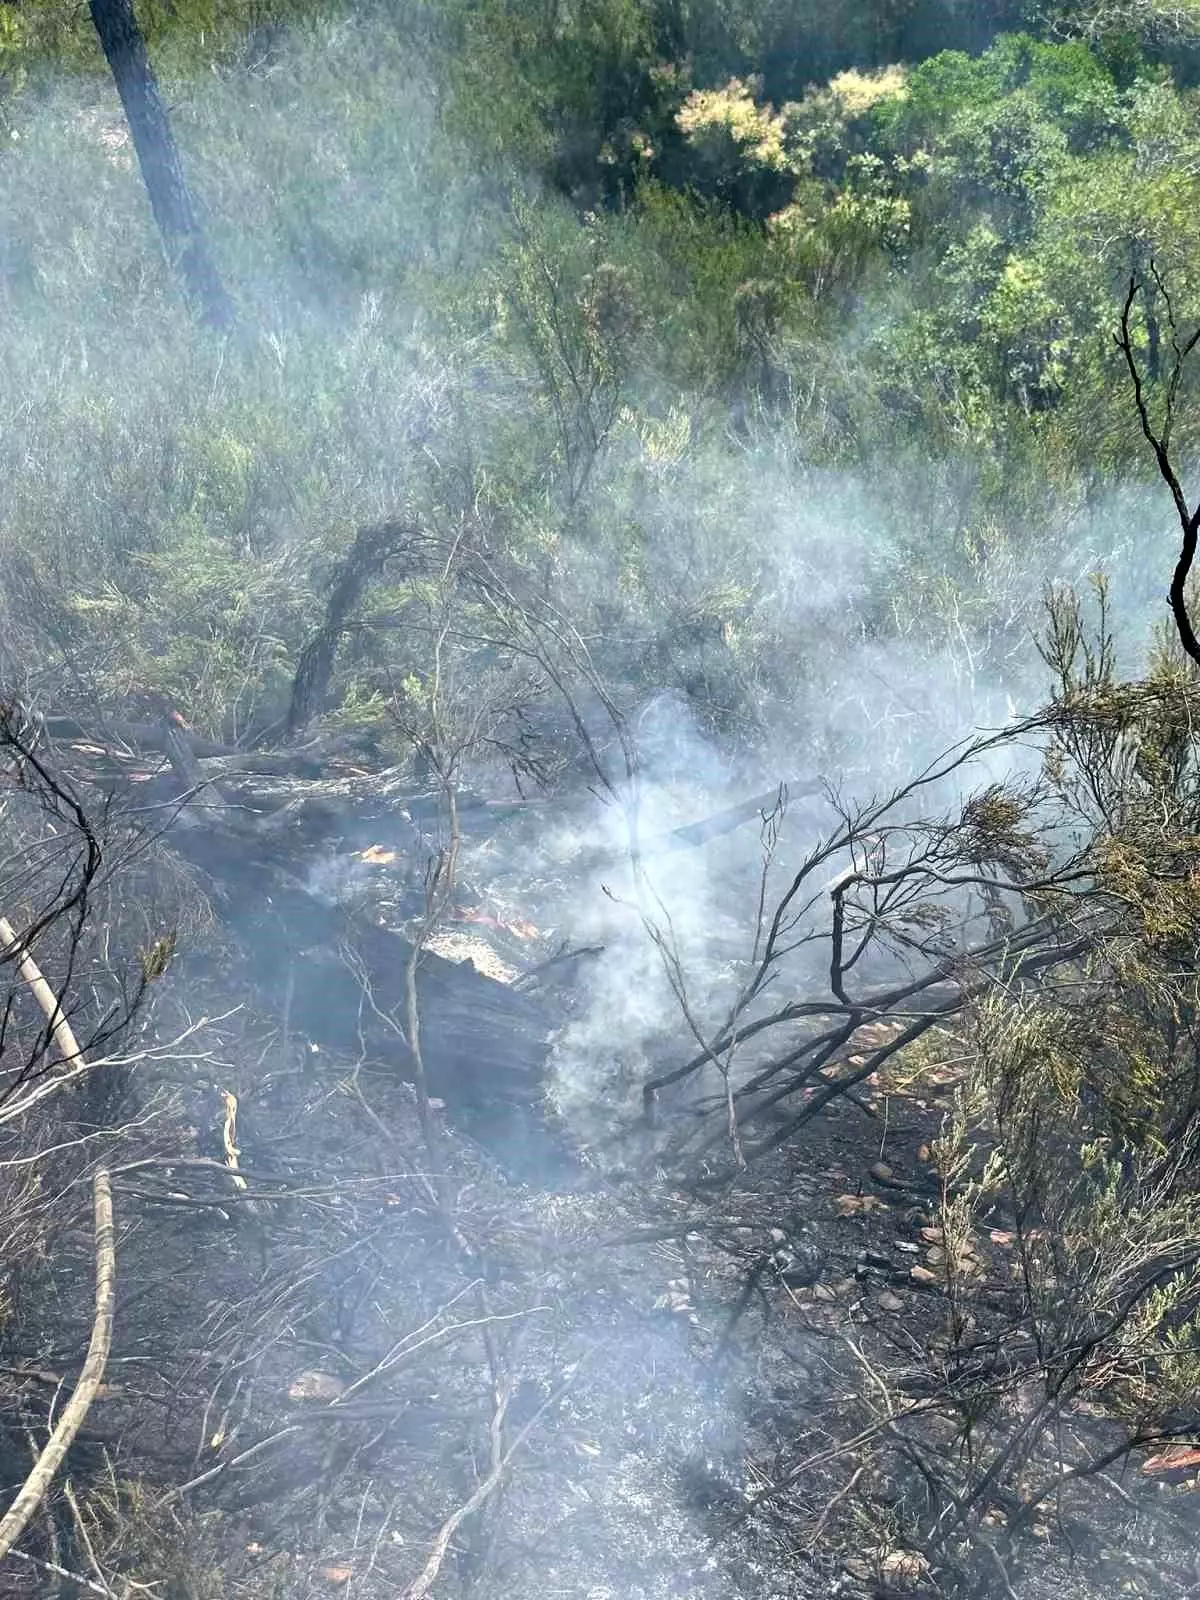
[881,1548,930,1586]
[877,1290,904,1312]
[813,1283,837,1302]
[776,1246,822,1288]
[857,1248,892,1271]
[287,1370,347,1402]
[869,1161,893,1182]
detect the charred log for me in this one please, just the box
[162,808,555,1168]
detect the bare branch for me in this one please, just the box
[0,1168,116,1561]
[401,1368,576,1600]
[1116,269,1200,667]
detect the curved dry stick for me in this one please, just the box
[0,1168,115,1561]
[0,914,85,1064]
[401,1372,573,1600]
[0,911,116,1563]
[285,519,424,737]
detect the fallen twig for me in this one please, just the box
[2,1543,114,1597]
[400,1371,575,1600]
[0,1168,116,1560]
[577,779,825,872]
[0,913,85,1065]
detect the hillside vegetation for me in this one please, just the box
[5,1,1200,1597]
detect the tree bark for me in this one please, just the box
[87,0,235,330]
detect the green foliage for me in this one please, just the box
[4,2,1200,753]
[673,76,793,218]
[848,592,1200,1570]
[623,181,790,393]
[494,200,645,505]
[444,0,677,207]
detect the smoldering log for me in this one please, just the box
[36,701,838,1169]
[163,812,554,1163]
[37,701,554,1157]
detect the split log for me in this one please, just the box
[162,809,554,1166]
[161,714,235,820]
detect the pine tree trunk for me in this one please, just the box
[87,0,235,330]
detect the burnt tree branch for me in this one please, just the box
[1117,268,1200,667]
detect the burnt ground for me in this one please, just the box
[3,983,1198,1600]
[3,755,1200,1600]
